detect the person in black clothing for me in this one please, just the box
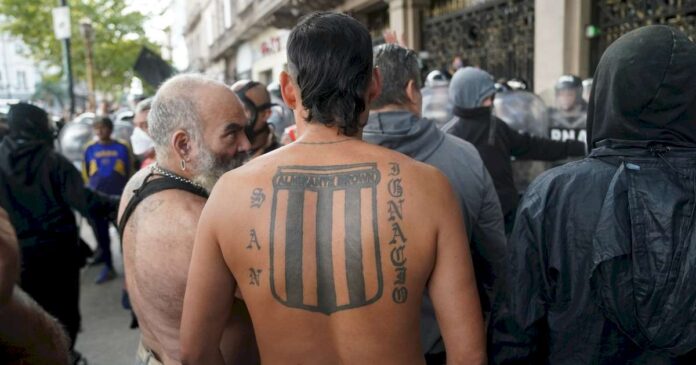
[0,103,118,359]
[489,25,696,364]
[442,67,585,232]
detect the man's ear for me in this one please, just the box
[405,80,420,105]
[367,67,383,104]
[171,130,193,164]
[280,71,298,110]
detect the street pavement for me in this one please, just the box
[74,218,140,365]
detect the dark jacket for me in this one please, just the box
[0,105,118,256]
[490,25,696,364]
[443,107,586,216]
[0,139,118,252]
[364,110,507,354]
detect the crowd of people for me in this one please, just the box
[0,10,695,365]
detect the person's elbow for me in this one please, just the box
[447,349,487,365]
[180,335,222,365]
[179,343,205,365]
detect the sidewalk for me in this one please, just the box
[74,219,140,365]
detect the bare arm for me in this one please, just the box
[428,173,487,365]
[180,182,237,365]
[0,287,71,365]
[0,207,19,306]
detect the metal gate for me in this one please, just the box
[591,0,696,71]
[422,0,535,89]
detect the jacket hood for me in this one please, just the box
[590,146,696,356]
[7,102,54,144]
[363,110,444,161]
[0,138,52,185]
[449,67,497,109]
[587,25,696,148]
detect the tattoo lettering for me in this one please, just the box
[270,164,383,315]
[389,222,407,245]
[249,268,262,286]
[389,162,400,176]
[247,229,261,250]
[387,163,408,304]
[388,178,403,198]
[250,188,266,208]
[392,286,408,304]
[387,200,404,221]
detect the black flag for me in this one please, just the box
[133,47,175,87]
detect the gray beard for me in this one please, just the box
[191,146,247,192]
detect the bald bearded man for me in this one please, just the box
[118,74,258,365]
[231,80,281,159]
[181,12,485,365]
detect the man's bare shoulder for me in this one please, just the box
[119,167,207,230]
[119,167,152,216]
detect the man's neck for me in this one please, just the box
[157,156,196,181]
[372,104,419,117]
[296,123,362,144]
[98,139,113,144]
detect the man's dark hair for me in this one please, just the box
[287,12,373,136]
[372,44,421,109]
[93,116,113,130]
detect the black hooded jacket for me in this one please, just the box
[443,107,585,217]
[0,103,118,257]
[490,26,696,364]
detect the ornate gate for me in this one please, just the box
[591,0,696,71]
[422,0,535,89]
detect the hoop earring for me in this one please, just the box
[180,159,186,171]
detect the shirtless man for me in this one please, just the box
[181,12,485,365]
[0,207,71,365]
[118,74,258,365]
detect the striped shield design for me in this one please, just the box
[269,163,383,315]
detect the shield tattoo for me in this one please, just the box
[269,163,383,315]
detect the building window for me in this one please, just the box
[16,71,27,91]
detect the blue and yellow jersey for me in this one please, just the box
[82,139,133,196]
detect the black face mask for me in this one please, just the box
[235,81,276,142]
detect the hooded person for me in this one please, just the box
[363,43,506,364]
[443,67,586,233]
[0,103,119,362]
[489,25,696,364]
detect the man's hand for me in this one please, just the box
[0,207,19,307]
[382,29,406,46]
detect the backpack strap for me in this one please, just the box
[117,173,209,239]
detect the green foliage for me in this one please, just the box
[0,0,160,95]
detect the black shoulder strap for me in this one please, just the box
[118,174,209,239]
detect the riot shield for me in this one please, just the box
[494,91,550,194]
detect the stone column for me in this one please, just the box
[388,0,430,50]
[534,0,591,96]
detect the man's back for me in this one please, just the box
[185,140,484,364]
[120,169,256,364]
